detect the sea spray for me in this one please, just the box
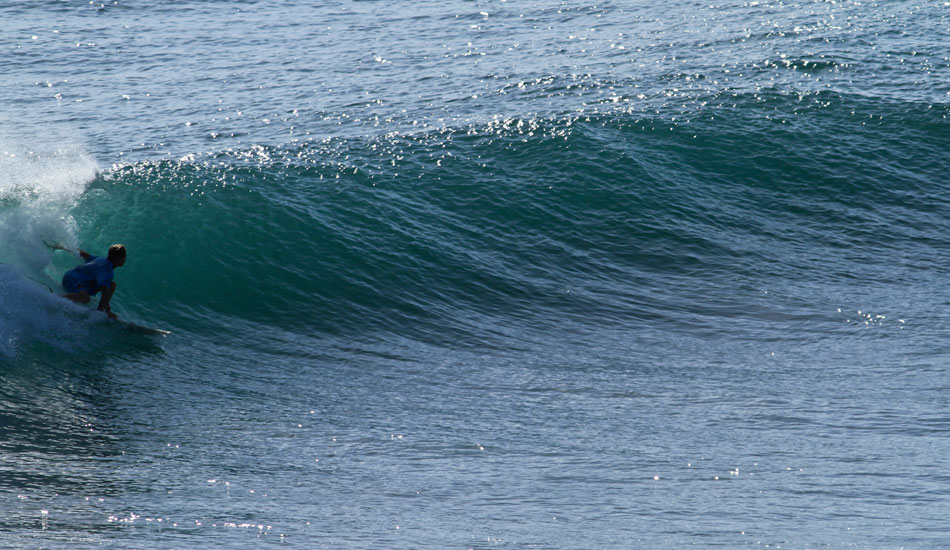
[0,128,96,274]
[0,129,99,355]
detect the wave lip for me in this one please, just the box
[0,127,97,270]
[0,128,97,200]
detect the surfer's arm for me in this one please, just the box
[97,281,118,319]
[47,242,85,259]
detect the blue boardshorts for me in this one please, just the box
[62,271,100,295]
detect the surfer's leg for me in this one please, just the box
[63,291,91,304]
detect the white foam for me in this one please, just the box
[0,126,95,265]
[0,128,96,199]
[0,265,100,357]
[0,127,99,357]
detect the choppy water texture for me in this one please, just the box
[2,1,949,548]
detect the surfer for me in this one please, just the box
[61,244,126,320]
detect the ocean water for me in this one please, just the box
[1,0,949,547]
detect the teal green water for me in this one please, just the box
[55,94,949,345]
[2,1,949,548]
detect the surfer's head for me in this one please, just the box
[108,244,127,267]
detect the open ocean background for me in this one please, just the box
[2,1,949,548]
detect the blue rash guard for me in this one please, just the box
[62,255,114,295]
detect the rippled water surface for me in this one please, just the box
[2,1,949,548]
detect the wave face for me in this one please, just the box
[5,89,941,356]
[4,90,947,353]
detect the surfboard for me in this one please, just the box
[117,319,171,336]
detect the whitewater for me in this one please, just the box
[2,1,949,548]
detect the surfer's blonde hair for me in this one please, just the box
[107,244,127,263]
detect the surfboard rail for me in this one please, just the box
[115,319,171,336]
